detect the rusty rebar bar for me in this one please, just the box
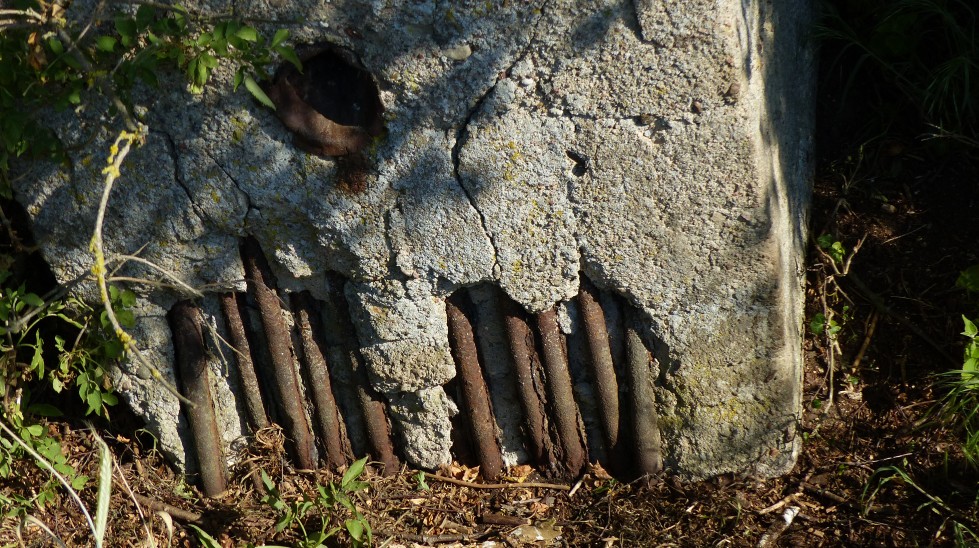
[323,273,400,475]
[240,237,317,470]
[169,300,227,497]
[445,291,504,481]
[219,292,269,430]
[535,308,587,476]
[625,320,663,476]
[292,291,352,470]
[499,295,555,470]
[578,279,622,465]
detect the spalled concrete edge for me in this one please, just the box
[12,0,814,478]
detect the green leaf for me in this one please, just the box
[31,337,44,377]
[260,469,276,493]
[71,474,89,491]
[235,26,259,42]
[816,234,834,249]
[22,292,43,308]
[244,75,275,108]
[47,37,64,55]
[86,391,103,415]
[115,16,137,41]
[964,316,978,338]
[829,241,846,263]
[100,392,118,408]
[116,309,135,329]
[120,289,137,308]
[54,462,74,477]
[233,69,244,91]
[342,457,367,489]
[274,45,303,71]
[345,518,364,542]
[200,53,218,70]
[188,525,222,548]
[96,36,117,53]
[959,265,979,292]
[25,424,43,438]
[271,29,290,48]
[94,434,112,544]
[135,5,156,31]
[810,313,826,335]
[103,339,124,359]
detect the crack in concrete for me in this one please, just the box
[158,130,208,226]
[451,98,499,279]
[451,1,552,282]
[201,149,259,215]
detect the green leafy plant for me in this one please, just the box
[0,1,299,194]
[816,234,847,266]
[929,265,979,468]
[0,268,124,496]
[258,457,373,547]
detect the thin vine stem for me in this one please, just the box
[90,129,193,407]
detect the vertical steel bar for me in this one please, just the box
[169,300,227,497]
[499,295,555,470]
[292,291,352,470]
[625,319,663,476]
[535,308,587,476]
[323,273,400,475]
[240,237,317,470]
[578,279,622,465]
[219,292,269,430]
[445,291,504,480]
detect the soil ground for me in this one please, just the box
[4,18,979,548]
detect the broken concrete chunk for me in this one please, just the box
[15,0,814,480]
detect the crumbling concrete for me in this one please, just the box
[15,0,814,479]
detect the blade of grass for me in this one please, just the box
[0,418,100,547]
[93,430,113,544]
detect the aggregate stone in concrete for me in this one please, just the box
[14,0,814,478]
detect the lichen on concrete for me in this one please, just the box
[14,0,813,478]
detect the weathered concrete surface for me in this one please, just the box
[15,0,814,478]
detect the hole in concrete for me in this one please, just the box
[264,44,384,157]
[566,150,590,177]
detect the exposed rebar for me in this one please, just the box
[240,237,317,470]
[323,273,400,475]
[535,308,587,476]
[292,291,352,470]
[578,279,622,465]
[169,300,227,497]
[625,318,663,476]
[219,292,269,430]
[499,295,555,470]
[445,291,504,481]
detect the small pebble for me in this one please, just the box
[445,44,472,61]
[520,77,535,87]
[881,203,897,213]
